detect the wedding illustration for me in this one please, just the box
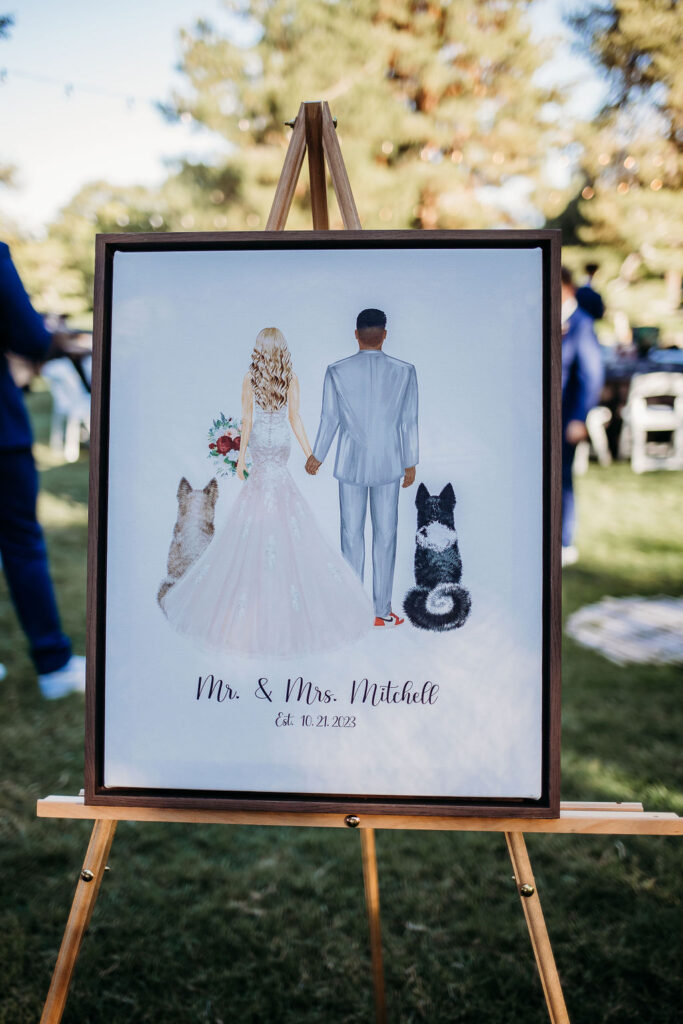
[101,238,549,807]
[157,308,444,656]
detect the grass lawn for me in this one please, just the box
[1,390,681,1023]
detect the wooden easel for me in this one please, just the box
[39,102,683,1024]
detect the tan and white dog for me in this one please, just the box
[157,477,218,608]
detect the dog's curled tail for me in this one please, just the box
[403,583,471,632]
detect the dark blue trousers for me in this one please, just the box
[0,448,71,673]
[561,439,576,548]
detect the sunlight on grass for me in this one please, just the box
[574,466,683,587]
[36,491,88,528]
[33,441,76,472]
[563,752,683,814]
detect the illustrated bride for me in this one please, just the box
[161,328,372,656]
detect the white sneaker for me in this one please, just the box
[561,545,579,567]
[39,655,86,700]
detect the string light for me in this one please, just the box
[0,66,153,107]
[598,153,610,166]
[617,181,629,194]
[623,155,636,169]
[650,178,663,191]
[451,149,463,164]
[492,151,504,165]
[581,186,594,200]
[149,214,164,228]
[381,140,394,155]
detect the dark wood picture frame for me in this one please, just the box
[85,229,562,818]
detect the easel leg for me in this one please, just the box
[360,828,388,1024]
[505,832,570,1024]
[41,819,117,1024]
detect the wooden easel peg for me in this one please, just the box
[40,819,117,1024]
[506,832,570,1024]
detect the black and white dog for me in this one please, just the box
[403,483,471,631]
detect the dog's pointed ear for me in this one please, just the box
[439,483,455,508]
[416,482,429,506]
[204,477,218,500]
[177,477,192,501]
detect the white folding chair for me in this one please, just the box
[619,372,683,473]
[41,359,91,463]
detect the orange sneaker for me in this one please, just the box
[374,612,404,627]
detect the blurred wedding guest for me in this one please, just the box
[0,241,85,698]
[576,261,605,321]
[561,265,604,567]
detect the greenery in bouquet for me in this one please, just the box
[207,413,250,478]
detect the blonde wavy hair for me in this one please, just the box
[250,327,293,411]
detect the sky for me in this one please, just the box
[0,0,606,235]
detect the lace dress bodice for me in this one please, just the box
[249,404,291,473]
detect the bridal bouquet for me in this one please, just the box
[207,413,250,478]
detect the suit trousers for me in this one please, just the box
[338,479,400,618]
[561,438,576,548]
[0,448,71,674]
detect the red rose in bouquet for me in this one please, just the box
[207,414,249,478]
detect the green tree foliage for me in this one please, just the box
[569,0,682,314]
[42,166,242,315]
[166,0,567,230]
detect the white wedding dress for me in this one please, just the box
[161,403,372,657]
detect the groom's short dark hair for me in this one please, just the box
[356,308,387,330]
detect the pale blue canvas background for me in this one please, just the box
[104,245,545,799]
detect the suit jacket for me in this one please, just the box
[313,349,419,486]
[576,283,605,321]
[0,242,51,450]
[562,306,604,426]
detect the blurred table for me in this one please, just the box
[601,349,683,456]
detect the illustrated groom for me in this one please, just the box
[306,309,419,627]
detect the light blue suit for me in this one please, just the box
[313,350,419,617]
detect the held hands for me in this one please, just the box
[565,420,588,445]
[305,456,414,484]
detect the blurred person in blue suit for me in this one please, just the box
[576,262,605,321]
[561,266,605,566]
[0,242,85,697]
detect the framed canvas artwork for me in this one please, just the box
[85,230,561,816]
